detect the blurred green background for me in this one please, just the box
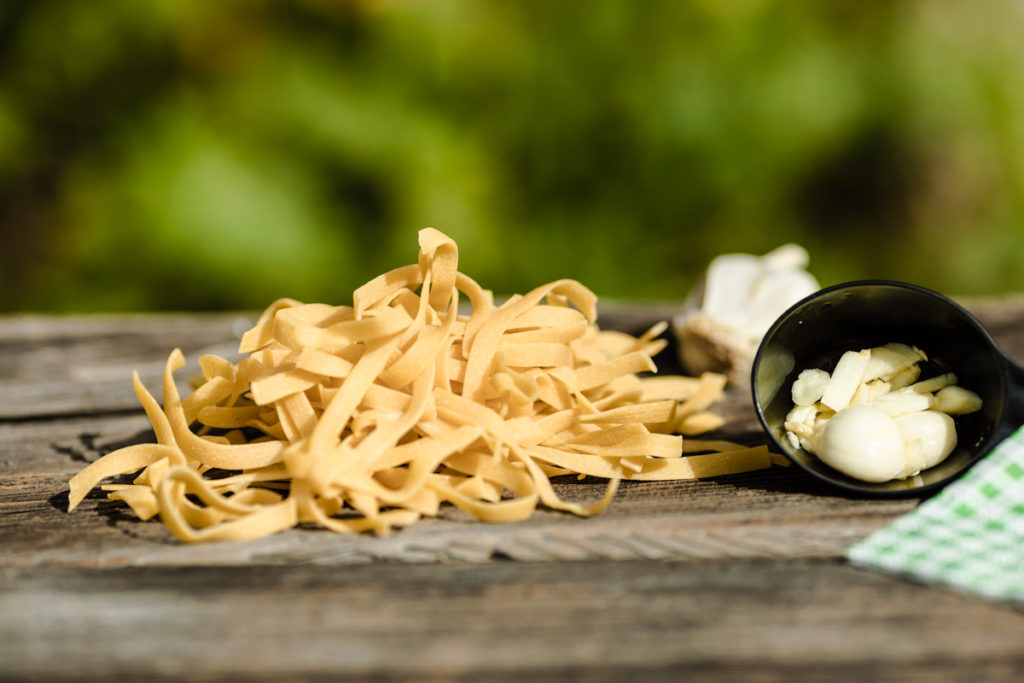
[1,0,1023,312]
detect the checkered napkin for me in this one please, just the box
[847,427,1024,604]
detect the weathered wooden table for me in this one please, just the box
[4,302,1024,681]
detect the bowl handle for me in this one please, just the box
[996,352,1024,444]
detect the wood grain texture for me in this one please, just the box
[0,312,251,420]
[1,388,914,568]
[4,302,1024,681]
[3,298,1023,421]
[3,559,1024,681]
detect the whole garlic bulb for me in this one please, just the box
[673,244,819,385]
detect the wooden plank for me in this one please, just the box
[0,312,251,420]
[4,299,1024,421]
[7,300,1023,564]
[3,409,915,568]
[3,559,1023,681]
[4,302,1024,680]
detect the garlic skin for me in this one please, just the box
[674,244,818,386]
[815,405,907,483]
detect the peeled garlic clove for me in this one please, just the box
[673,244,818,386]
[819,350,871,412]
[863,343,927,382]
[888,363,922,390]
[815,404,907,483]
[870,387,934,417]
[901,438,926,478]
[784,420,816,451]
[864,379,892,402]
[934,385,983,415]
[786,403,818,425]
[791,368,830,406]
[894,410,957,470]
[851,378,892,405]
[908,372,957,395]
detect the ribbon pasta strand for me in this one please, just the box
[67,228,773,542]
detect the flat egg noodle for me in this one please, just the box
[67,228,775,542]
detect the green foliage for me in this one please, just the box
[1,1,1023,311]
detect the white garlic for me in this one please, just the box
[782,342,982,484]
[816,405,907,483]
[852,378,891,405]
[863,343,926,383]
[934,385,984,415]
[889,363,922,390]
[673,244,818,386]
[791,368,830,406]
[894,410,957,474]
[870,387,934,418]
[908,372,957,395]
[819,349,871,412]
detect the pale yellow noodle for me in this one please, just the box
[67,228,778,542]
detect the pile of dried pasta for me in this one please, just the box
[68,229,775,542]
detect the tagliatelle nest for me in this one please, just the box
[68,229,776,542]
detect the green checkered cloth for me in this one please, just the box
[847,427,1024,604]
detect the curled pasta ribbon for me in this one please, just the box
[68,228,774,542]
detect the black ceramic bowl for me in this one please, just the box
[751,280,1024,497]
